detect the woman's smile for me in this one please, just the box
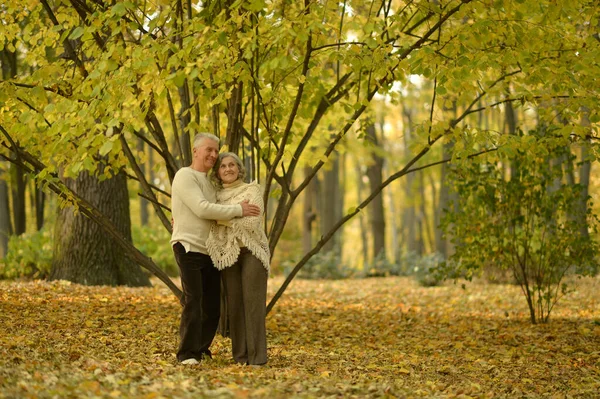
[219,156,240,184]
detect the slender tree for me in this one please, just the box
[365,122,386,261]
[0,173,11,257]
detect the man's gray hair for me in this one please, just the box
[193,132,220,148]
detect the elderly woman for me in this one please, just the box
[206,152,270,366]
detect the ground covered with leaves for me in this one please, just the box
[1,276,599,398]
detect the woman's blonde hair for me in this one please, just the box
[210,152,246,187]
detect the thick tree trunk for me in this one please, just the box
[50,168,150,286]
[365,123,386,260]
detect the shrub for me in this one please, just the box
[364,251,404,277]
[440,142,599,324]
[131,225,179,277]
[0,229,53,280]
[285,251,354,280]
[412,252,445,287]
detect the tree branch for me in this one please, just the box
[0,123,183,301]
[119,134,173,233]
[40,0,88,78]
[263,30,313,211]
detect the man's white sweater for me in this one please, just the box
[170,167,242,254]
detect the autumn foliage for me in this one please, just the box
[2,276,599,398]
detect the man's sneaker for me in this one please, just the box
[181,358,200,365]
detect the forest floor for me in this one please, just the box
[1,275,599,398]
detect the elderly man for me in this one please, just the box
[170,132,260,365]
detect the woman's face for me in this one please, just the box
[218,156,240,184]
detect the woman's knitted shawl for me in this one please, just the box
[206,181,270,272]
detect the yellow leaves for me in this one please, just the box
[577,326,592,336]
[2,276,600,397]
[78,380,101,394]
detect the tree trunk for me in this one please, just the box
[11,163,26,236]
[137,139,150,225]
[436,101,459,257]
[177,79,192,166]
[419,170,433,254]
[402,109,418,255]
[320,153,342,255]
[387,177,399,263]
[356,161,369,272]
[2,48,25,236]
[226,82,244,154]
[50,168,150,286]
[435,140,453,258]
[1,49,17,255]
[0,177,12,257]
[35,186,45,231]
[574,110,592,238]
[365,123,386,260]
[505,95,520,181]
[302,166,316,254]
[28,170,45,231]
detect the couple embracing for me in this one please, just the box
[170,132,269,366]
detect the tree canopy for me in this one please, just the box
[1,0,599,308]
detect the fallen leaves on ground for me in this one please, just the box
[1,276,599,398]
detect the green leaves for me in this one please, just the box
[69,27,85,40]
[99,140,114,156]
[441,138,599,323]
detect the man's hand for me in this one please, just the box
[240,200,260,216]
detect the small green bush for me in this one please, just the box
[364,251,404,277]
[412,252,445,287]
[364,251,444,286]
[285,251,354,280]
[440,141,599,323]
[131,225,179,277]
[0,224,179,280]
[0,229,53,280]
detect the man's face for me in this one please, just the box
[193,138,219,172]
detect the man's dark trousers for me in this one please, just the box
[173,242,221,362]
